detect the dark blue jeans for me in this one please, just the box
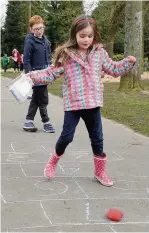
[56,107,104,157]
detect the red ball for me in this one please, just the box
[106,209,124,221]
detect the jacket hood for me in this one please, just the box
[63,44,103,68]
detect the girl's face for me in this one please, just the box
[76,25,94,52]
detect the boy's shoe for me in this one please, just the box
[23,122,38,132]
[43,123,55,133]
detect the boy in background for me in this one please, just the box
[2,54,8,72]
[23,15,55,133]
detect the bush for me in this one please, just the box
[8,57,14,68]
[113,54,124,61]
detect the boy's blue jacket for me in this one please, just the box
[23,34,52,74]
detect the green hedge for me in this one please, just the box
[113,54,124,61]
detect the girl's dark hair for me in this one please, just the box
[54,14,101,66]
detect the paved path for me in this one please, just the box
[1,77,149,232]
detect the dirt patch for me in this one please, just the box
[102,72,149,83]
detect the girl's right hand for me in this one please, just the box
[127,56,136,63]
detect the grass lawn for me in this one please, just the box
[1,71,22,79]
[102,80,149,137]
[1,70,149,136]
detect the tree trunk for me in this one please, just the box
[106,32,115,58]
[119,1,143,91]
[106,2,125,58]
[27,1,31,33]
[29,1,31,19]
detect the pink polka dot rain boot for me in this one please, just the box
[94,153,113,187]
[44,149,62,179]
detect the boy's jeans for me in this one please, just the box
[4,65,7,72]
[56,107,103,156]
[26,85,49,123]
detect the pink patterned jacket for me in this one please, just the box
[29,44,135,111]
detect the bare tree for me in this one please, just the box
[83,0,99,15]
[119,1,143,91]
[106,1,125,57]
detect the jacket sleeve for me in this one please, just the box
[29,65,64,85]
[23,39,33,74]
[101,48,135,77]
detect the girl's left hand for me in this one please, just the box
[127,56,136,63]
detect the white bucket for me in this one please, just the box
[8,73,33,103]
